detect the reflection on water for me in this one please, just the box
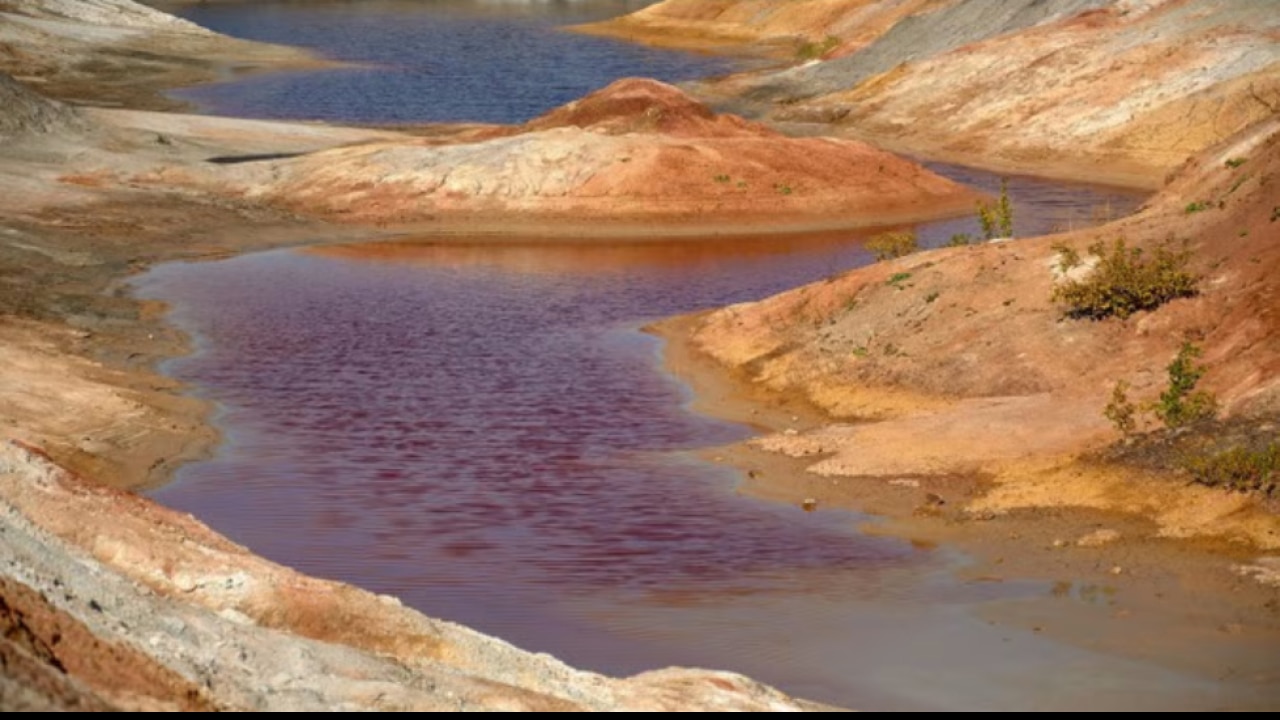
[170,0,749,124]
[310,228,891,274]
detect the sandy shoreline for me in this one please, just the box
[649,311,1280,694]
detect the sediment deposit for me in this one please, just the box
[598,0,1280,188]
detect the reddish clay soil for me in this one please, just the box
[666,117,1280,552]
[242,78,981,229]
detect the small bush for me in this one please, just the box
[1051,238,1198,320]
[976,179,1014,239]
[886,271,913,286]
[1051,242,1082,274]
[1102,342,1217,437]
[1183,443,1279,495]
[946,233,976,247]
[1104,380,1137,436]
[866,231,918,262]
[795,35,840,61]
[1153,341,1217,428]
[1185,200,1209,214]
[1224,157,1246,169]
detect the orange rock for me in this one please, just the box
[257,79,980,230]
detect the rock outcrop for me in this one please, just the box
[572,0,949,58]
[0,0,209,32]
[0,0,319,109]
[0,441,818,711]
[779,0,1280,187]
[0,71,86,139]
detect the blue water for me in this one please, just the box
[171,0,749,124]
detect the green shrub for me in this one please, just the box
[1103,380,1137,436]
[795,35,840,61]
[1185,200,1209,214]
[1182,443,1279,495]
[885,271,913,286]
[1051,239,1198,320]
[946,233,976,247]
[866,231,919,262]
[1153,341,1216,428]
[1102,342,1217,438]
[1224,157,1246,169]
[1051,242,1082,274]
[976,179,1014,239]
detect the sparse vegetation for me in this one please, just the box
[865,231,918,261]
[1104,380,1137,436]
[1227,173,1251,196]
[1182,442,1279,496]
[1224,157,1246,169]
[1103,342,1216,438]
[774,182,793,195]
[886,271,913,287]
[924,291,940,303]
[1153,341,1217,428]
[1051,241,1082,274]
[713,174,730,183]
[1051,239,1198,320]
[1184,200,1209,214]
[946,232,976,247]
[976,179,1014,239]
[795,35,840,61]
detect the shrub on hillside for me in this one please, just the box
[865,231,918,262]
[795,35,840,61]
[1183,443,1279,496]
[1052,239,1198,320]
[1154,341,1217,428]
[976,179,1014,240]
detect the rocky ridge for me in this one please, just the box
[0,0,320,110]
[594,0,1280,188]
